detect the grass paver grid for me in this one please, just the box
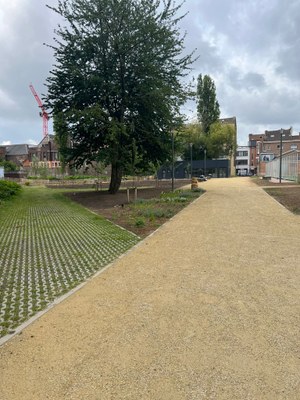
[0,188,139,338]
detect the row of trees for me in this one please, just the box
[45,0,235,193]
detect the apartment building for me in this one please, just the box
[235,146,250,175]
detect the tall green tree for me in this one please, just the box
[179,123,206,160]
[206,122,236,158]
[45,0,194,193]
[196,74,220,134]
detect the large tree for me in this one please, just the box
[206,122,236,159]
[45,0,194,193]
[179,120,236,161]
[196,74,220,134]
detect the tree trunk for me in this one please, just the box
[109,162,123,194]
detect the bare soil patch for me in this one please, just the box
[264,186,300,214]
[251,176,298,187]
[250,176,300,214]
[65,187,165,210]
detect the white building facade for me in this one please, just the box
[235,145,250,176]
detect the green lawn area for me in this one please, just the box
[0,187,139,338]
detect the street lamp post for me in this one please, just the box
[171,130,175,192]
[190,143,193,179]
[279,128,283,183]
[204,149,207,176]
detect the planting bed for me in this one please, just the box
[0,187,139,338]
[67,187,204,238]
[264,186,300,214]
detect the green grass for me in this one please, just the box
[0,186,139,338]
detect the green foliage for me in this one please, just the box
[0,159,18,172]
[179,123,207,160]
[134,217,146,227]
[46,0,194,193]
[0,180,22,201]
[191,187,204,193]
[139,208,174,219]
[159,190,199,202]
[206,122,236,158]
[197,74,220,134]
[179,119,235,160]
[127,189,204,230]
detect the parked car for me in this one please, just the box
[197,175,207,182]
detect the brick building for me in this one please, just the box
[248,128,300,176]
[248,133,264,175]
[1,135,61,173]
[28,134,60,169]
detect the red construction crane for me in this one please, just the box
[29,83,49,137]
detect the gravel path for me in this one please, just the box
[1,177,300,399]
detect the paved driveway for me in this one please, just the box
[1,177,300,399]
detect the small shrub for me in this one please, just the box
[135,217,146,227]
[192,188,204,193]
[0,180,22,200]
[24,181,30,186]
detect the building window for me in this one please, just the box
[236,151,248,157]
[236,160,248,165]
[291,144,298,150]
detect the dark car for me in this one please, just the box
[197,175,207,182]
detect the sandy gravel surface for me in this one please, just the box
[1,177,300,399]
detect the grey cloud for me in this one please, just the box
[0,0,58,142]
[227,69,266,91]
[275,1,300,81]
[178,2,226,75]
[221,84,300,125]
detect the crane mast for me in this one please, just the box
[29,84,49,137]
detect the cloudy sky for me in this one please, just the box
[1,0,300,146]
